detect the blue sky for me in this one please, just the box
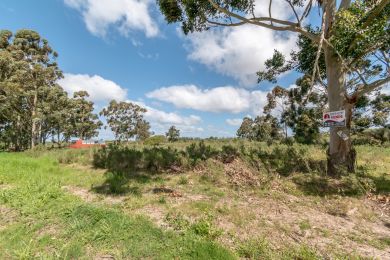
[0,0,306,138]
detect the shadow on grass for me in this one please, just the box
[91,170,166,196]
[292,165,389,197]
[366,173,390,194]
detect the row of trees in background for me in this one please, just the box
[0,29,160,150]
[0,30,102,150]
[237,76,389,144]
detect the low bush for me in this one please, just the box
[143,135,166,146]
[247,145,314,176]
[219,145,239,163]
[185,141,217,166]
[93,144,184,173]
[143,146,183,172]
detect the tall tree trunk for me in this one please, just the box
[323,0,356,176]
[324,47,356,176]
[31,88,38,149]
[15,115,21,151]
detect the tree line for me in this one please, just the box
[0,30,158,151]
[237,76,389,144]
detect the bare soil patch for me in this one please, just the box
[0,205,18,230]
[214,192,390,258]
[62,186,125,204]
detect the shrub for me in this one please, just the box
[219,145,239,163]
[281,137,295,146]
[186,141,217,165]
[93,144,183,173]
[143,135,166,146]
[143,146,182,172]
[248,145,313,175]
[190,218,222,239]
[352,134,381,146]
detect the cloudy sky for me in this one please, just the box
[0,0,333,138]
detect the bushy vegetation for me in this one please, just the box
[1,140,390,258]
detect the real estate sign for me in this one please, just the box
[323,110,346,127]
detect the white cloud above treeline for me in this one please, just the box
[181,0,298,87]
[64,0,159,38]
[226,118,243,126]
[146,84,268,115]
[59,73,128,102]
[58,73,203,135]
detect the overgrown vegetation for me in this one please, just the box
[1,141,389,258]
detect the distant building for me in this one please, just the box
[68,139,105,149]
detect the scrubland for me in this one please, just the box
[1,140,390,259]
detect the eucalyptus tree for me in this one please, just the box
[236,115,283,141]
[0,30,63,148]
[136,119,152,141]
[237,117,254,140]
[264,77,326,144]
[8,30,63,148]
[100,100,148,142]
[166,125,180,142]
[158,0,389,175]
[68,91,102,140]
[39,84,72,145]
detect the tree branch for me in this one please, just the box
[286,0,300,24]
[269,0,273,25]
[353,77,390,98]
[300,0,313,23]
[338,0,351,10]
[303,7,326,105]
[347,0,390,53]
[206,0,319,42]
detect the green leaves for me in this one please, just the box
[100,100,149,142]
[257,50,293,84]
[166,125,180,142]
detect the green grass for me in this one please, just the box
[1,142,389,259]
[0,153,235,259]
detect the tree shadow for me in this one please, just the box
[365,173,390,195]
[91,169,169,196]
[292,165,390,197]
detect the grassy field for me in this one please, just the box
[1,141,390,259]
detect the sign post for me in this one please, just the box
[323,110,346,127]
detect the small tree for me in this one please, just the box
[237,115,283,142]
[237,117,253,139]
[264,77,325,144]
[100,100,147,142]
[68,91,102,140]
[136,120,152,141]
[166,125,180,142]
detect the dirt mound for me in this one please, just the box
[223,159,261,186]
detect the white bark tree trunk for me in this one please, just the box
[324,46,356,175]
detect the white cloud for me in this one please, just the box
[146,84,268,115]
[226,118,243,126]
[181,0,297,87]
[381,84,390,95]
[64,0,159,38]
[59,73,128,103]
[128,100,203,135]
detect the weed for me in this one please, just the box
[299,219,311,231]
[178,176,189,185]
